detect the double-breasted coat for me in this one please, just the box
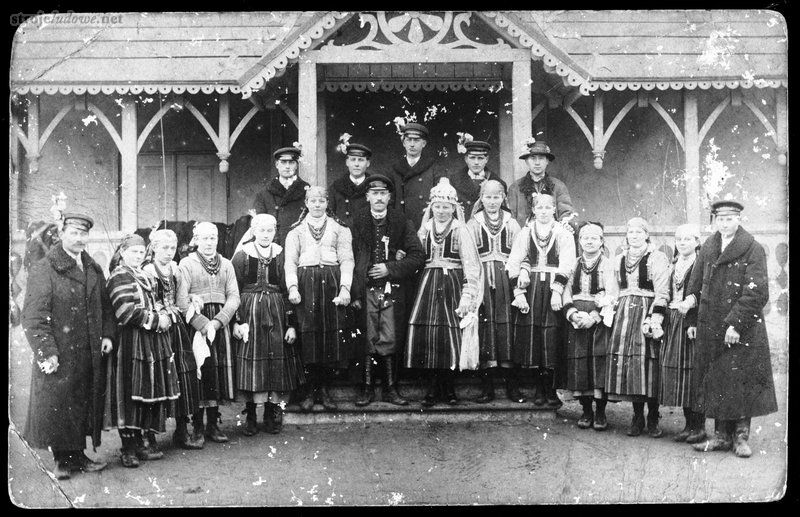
[22,244,116,450]
[389,154,440,231]
[446,167,507,221]
[351,206,426,355]
[253,176,311,246]
[686,226,777,419]
[329,173,371,227]
[506,172,574,226]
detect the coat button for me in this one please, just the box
[727,281,732,286]
[275,206,279,211]
[345,199,349,203]
[727,298,732,303]
[400,200,405,205]
[418,178,422,182]
[419,195,423,199]
[346,212,350,216]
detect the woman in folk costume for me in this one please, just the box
[285,186,354,412]
[105,234,180,468]
[560,222,617,430]
[405,177,483,407]
[141,229,203,450]
[605,217,670,438]
[231,214,305,435]
[176,222,240,444]
[465,179,526,403]
[659,224,705,443]
[506,194,576,408]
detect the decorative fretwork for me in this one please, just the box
[324,12,509,51]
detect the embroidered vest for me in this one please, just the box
[619,252,654,291]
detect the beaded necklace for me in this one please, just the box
[253,242,274,265]
[581,253,602,275]
[196,251,221,276]
[673,254,695,291]
[484,211,504,236]
[432,219,453,245]
[307,217,328,242]
[152,261,173,290]
[533,220,554,249]
[624,246,647,273]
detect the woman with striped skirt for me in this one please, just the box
[176,222,240,444]
[142,229,203,450]
[105,234,180,468]
[232,214,305,435]
[506,194,576,407]
[659,224,706,443]
[561,222,617,430]
[465,180,526,403]
[605,217,670,438]
[405,178,482,407]
[285,186,354,412]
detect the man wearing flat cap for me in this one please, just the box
[447,137,507,221]
[507,140,576,227]
[22,213,116,480]
[350,174,425,407]
[252,146,311,245]
[389,122,441,231]
[678,200,777,458]
[329,140,373,227]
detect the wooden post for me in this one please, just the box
[27,95,40,173]
[9,111,20,232]
[217,93,231,173]
[511,59,532,181]
[498,89,514,185]
[120,96,138,232]
[776,87,787,166]
[317,90,327,187]
[592,92,605,169]
[298,58,318,185]
[683,91,702,228]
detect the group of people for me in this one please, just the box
[21,122,777,482]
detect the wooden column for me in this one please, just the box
[9,112,20,232]
[776,87,788,166]
[217,93,231,172]
[316,90,327,186]
[298,58,318,185]
[683,91,702,228]
[120,96,138,232]
[27,95,40,173]
[498,88,514,185]
[511,59,532,181]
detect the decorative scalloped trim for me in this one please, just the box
[12,84,242,96]
[320,80,503,93]
[581,79,787,94]
[240,11,350,98]
[483,11,586,89]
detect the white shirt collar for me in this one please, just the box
[468,169,487,180]
[350,175,366,186]
[279,175,297,189]
[371,209,387,220]
[406,155,420,167]
[63,247,83,269]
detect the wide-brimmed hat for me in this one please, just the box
[519,140,555,161]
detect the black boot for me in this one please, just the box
[190,410,206,448]
[242,402,258,437]
[300,375,316,412]
[628,402,646,437]
[646,400,663,438]
[119,430,139,468]
[475,369,495,403]
[733,417,752,458]
[205,407,229,443]
[532,369,546,406]
[52,450,72,480]
[421,371,439,407]
[355,356,376,407]
[674,407,693,442]
[173,416,202,449]
[134,430,162,461]
[593,399,608,431]
[143,430,164,460]
[265,402,284,434]
[504,367,526,403]
[382,355,409,406]
[442,370,458,406]
[320,368,338,411]
[577,396,593,429]
[543,369,562,408]
[686,411,707,444]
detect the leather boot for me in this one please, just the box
[577,396,593,429]
[205,407,229,443]
[173,416,198,449]
[505,367,526,403]
[320,368,338,411]
[532,369,546,406]
[382,355,409,406]
[543,369,562,408]
[628,402,646,437]
[693,419,733,452]
[134,430,163,461]
[242,402,258,436]
[733,418,752,458]
[355,356,376,407]
[52,450,72,480]
[475,369,495,403]
[646,400,663,438]
[442,370,458,405]
[144,430,164,460]
[593,399,608,431]
[265,402,283,434]
[674,407,693,442]
[300,380,316,412]
[686,411,707,444]
[421,371,439,407]
[190,410,206,448]
[119,431,139,468]
[72,452,107,474]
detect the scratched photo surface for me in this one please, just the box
[8,10,788,507]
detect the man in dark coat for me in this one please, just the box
[252,146,310,246]
[389,123,441,231]
[22,213,116,480]
[506,140,575,226]
[350,174,425,406]
[447,139,507,220]
[680,200,777,458]
[329,142,372,226]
